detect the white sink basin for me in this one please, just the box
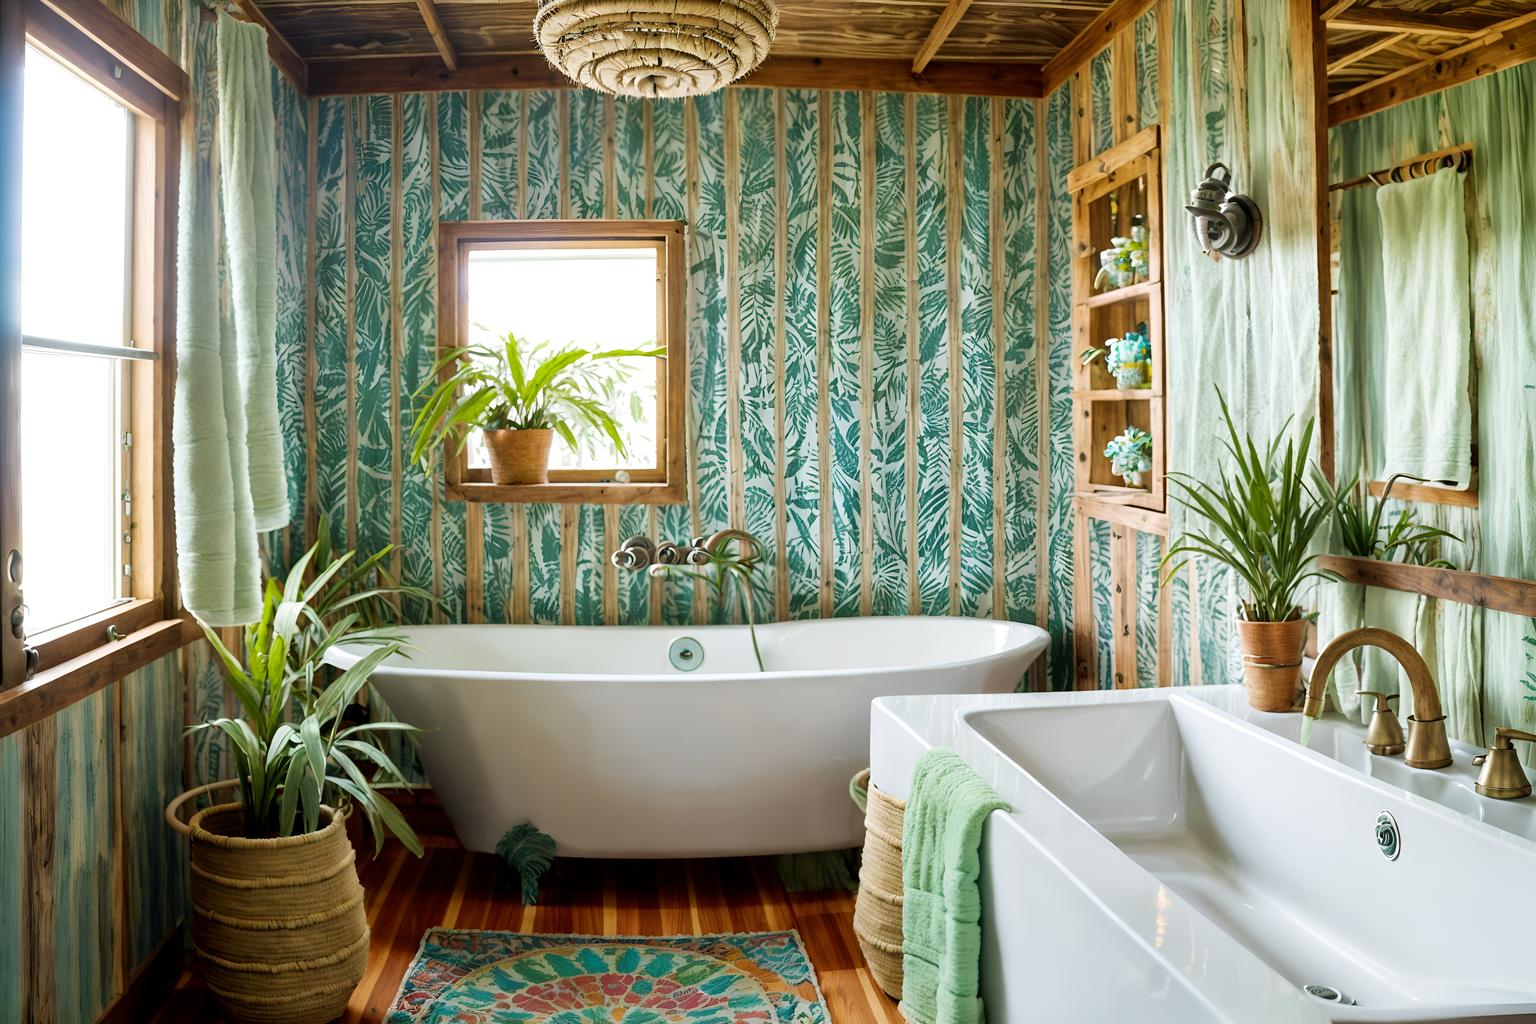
[870,686,1536,1024]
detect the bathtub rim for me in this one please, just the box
[323,614,1050,685]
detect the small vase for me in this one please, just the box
[1236,617,1309,712]
[1113,364,1149,390]
[484,428,553,485]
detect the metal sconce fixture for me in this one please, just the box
[1185,162,1262,259]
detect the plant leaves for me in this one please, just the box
[496,823,556,905]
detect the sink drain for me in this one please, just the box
[1304,984,1356,1006]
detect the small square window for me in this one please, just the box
[436,221,687,504]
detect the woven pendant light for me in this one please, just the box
[535,0,779,99]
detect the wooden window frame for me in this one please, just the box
[437,219,688,505]
[0,0,191,731]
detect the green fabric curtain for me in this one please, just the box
[1331,60,1536,746]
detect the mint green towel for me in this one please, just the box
[901,748,1008,1024]
[173,12,287,625]
[1376,169,1472,487]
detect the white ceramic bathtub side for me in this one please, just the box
[872,686,1536,1024]
[329,616,1047,857]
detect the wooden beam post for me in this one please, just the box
[912,0,974,74]
[414,0,458,72]
[1111,524,1138,688]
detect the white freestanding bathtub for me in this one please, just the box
[328,616,1048,857]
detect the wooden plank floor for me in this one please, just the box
[148,797,901,1023]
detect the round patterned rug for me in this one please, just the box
[386,930,828,1024]
[431,944,776,1023]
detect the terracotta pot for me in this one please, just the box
[1236,617,1309,712]
[484,428,553,485]
[186,803,368,1024]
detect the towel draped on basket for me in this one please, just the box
[901,748,1007,1024]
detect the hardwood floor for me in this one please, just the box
[147,796,901,1023]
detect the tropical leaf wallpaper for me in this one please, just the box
[260,79,1157,691]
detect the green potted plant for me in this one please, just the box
[410,331,663,485]
[1160,392,1338,712]
[166,540,429,1024]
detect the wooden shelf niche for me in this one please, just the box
[1070,126,1166,521]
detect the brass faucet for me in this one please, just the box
[1304,627,1451,770]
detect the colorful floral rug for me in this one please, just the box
[386,929,830,1023]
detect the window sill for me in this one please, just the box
[0,615,201,739]
[447,481,687,505]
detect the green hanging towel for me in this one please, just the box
[901,748,1008,1024]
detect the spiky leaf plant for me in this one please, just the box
[190,541,425,855]
[1160,391,1339,623]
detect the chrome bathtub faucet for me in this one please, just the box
[610,530,764,571]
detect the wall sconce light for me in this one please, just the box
[1185,162,1262,259]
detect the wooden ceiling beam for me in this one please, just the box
[911,0,974,74]
[1317,0,1360,21]
[1326,9,1498,38]
[414,0,458,71]
[230,0,309,90]
[1042,0,1156,93]
[1326,30,1410,76]
[306,53,1044,98]
[1330,12,1536,124]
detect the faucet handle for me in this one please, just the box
[1356,690,1399,712]
[1472,728,1536,800]
[1357,691,1406,757]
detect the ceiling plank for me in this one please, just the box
[1042,0,1156,93]
[911,0,974,74]
[306,52,1044,98]
[230,0,309,90]
[1317,0,1359,21]
[1330,12,1536,124]
[1327,9,1499,38]
[414,0,458,70]
[1327,31,1409,75]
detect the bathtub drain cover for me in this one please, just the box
[1304,984,1355,1005]
[669,636,704,672]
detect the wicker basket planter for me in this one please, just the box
[1237,617,1309,712]
[851,768,905,999]
[485,428,553,485]
[170,792,369,1024]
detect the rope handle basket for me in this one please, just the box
[167,780,352,842]
[167,780,243,837]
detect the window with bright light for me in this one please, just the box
[439,221,687,504]
[466,247,661,473]
[19,44,134,634]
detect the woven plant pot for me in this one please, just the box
[485,428,553,485]
[851,769,905,999]
[185,802,368,1024]
[1237,617,1309,712]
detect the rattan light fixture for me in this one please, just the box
[535,0,779,99]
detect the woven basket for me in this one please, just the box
[186,802,369,1024]
[852,769,905,999]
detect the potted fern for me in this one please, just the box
[166,540,429,1024]
[1160,393,1338,711]
[410,331,663,485]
